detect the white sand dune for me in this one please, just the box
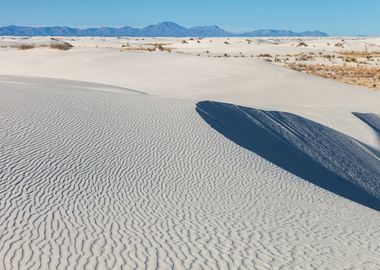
[1,75,380,269]
[197,101,380,210]
[1,37,380,269]
[1,36,380,149]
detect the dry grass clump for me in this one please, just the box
[295,53,314,61]
[288,63,380,90]
[153,43,172,52]
[49,42,73,50]
[257,53,274,62]
[323,54,335,60]
[18,44,35,50]
[344,57,357,63]
[122,47,150,52]
[121,43,172,53]
[335,43,344,48]
[16,41,73,51]
[257,53,272,58]
[340,51,380,59]
[145,43,171,47]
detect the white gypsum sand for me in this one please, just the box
[0,36,380,147]
[0,36,380,269]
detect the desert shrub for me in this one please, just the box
[287,63,380,90]
[49,42,73,50]
[296,53,314,61]
[257,53,272,58]
[296,42,308,47]
[344,57,357,63]
[18,44,34,50]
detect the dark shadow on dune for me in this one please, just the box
[196,101,380,211]
[353,112,380,135]
[353,112,380,158]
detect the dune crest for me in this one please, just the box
[196,101,380,211]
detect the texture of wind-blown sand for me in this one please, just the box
[1,75,380,269]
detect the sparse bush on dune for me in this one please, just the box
[49,41,74,50]
[16,41,73,51]
[257,53,272,58]
[18,44,35,50]
[120,43,172,53]
[153,43,172,52]
[340,50,380,59]
[344,57,357,63]
[296,41,308,47]
[288,63,380,90]
[296,53,314,61]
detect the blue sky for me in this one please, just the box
[1,0,379,35]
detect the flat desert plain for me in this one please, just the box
[0,36,380,269]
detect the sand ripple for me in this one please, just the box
[0,76,380,269]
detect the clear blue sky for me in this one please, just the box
[1,0,379,35]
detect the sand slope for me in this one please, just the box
[1,75,380,269]
[197,101,380,211]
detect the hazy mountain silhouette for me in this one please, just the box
[0,21,328,37]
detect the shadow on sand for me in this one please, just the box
[196,101,380,211]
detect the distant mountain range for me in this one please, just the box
[0,22,328,37]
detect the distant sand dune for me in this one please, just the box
[1,76,380,269]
